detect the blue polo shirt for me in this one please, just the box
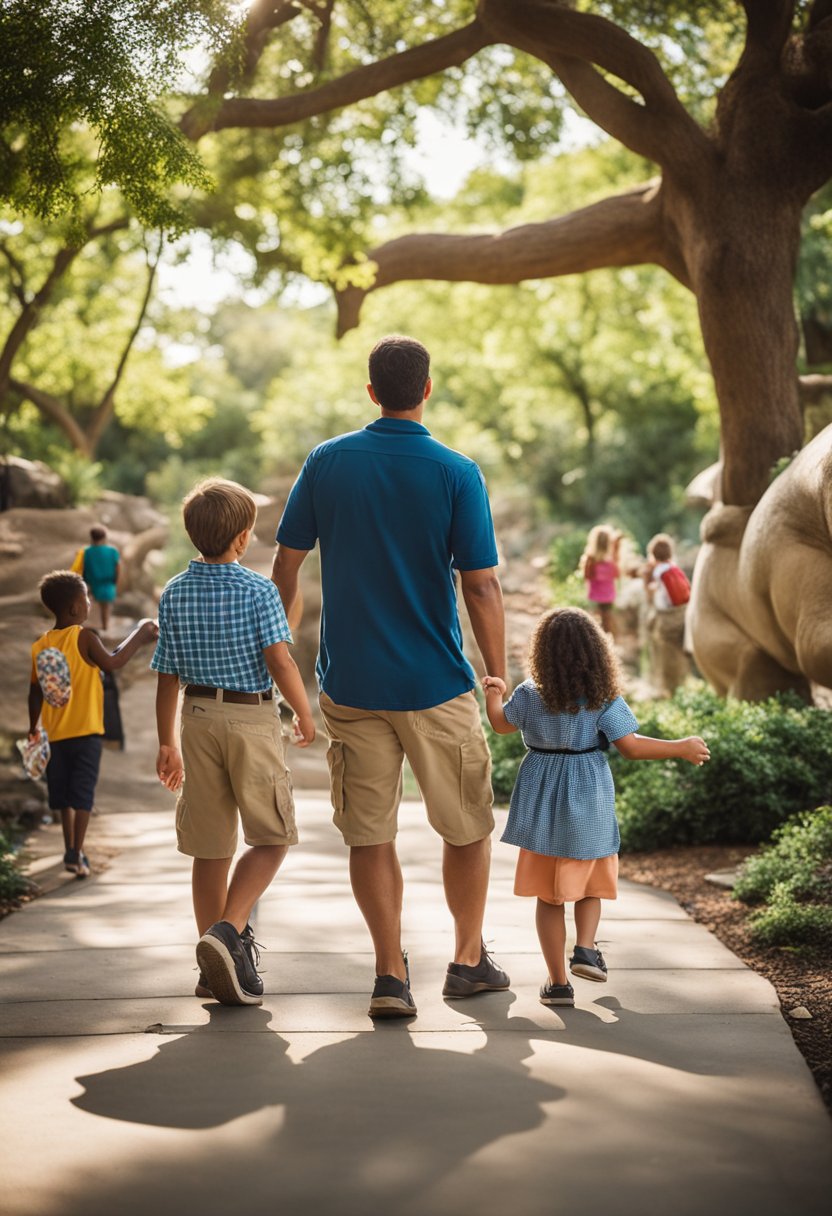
[277,417,499,711]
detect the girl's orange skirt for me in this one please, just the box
[514,849,618,905]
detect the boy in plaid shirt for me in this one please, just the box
[153,478,315,1006]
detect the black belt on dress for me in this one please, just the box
[527,745,601,754]
[184,684,273,705]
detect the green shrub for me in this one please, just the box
[732,806,832,905]
[47,448,103,506]
[611,685,832,850]
[0,832,28,906]
[748,881,832,947]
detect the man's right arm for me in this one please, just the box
[459,567,506,683]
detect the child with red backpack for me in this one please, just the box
[643,533,692,697]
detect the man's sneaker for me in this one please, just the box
[539,980,575,1007]
[442,942,510,998]
[570,945,607,982]
[368,951,417,1019]
[196,921,264,1006]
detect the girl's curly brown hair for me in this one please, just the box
[529,607,622,714]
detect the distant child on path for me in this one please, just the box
[579,524,621,635]
[152,478,315,1007]
[643,532,691,697]
[28,571,158,877]
[483,607,709,1007]
[82,526,120,631]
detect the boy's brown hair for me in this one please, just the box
[39,570,86,617]
[529,607,622,714]
[648,533,674,563]
[183,478,257,559]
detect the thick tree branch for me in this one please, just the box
[181,2,302,140]
[799,373,832,401]
[8,378,91,454]
[478,0,706,170]
[739,0,796,67]
[182,19,490,137]
[336,180,678,336]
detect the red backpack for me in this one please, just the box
[660,563,691,607]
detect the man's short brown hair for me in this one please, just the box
[183,479,257,559]
[368,334,430,411]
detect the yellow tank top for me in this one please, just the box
[30,626,104,741]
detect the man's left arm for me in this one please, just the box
[459,567,506,683]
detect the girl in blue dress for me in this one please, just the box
[483,607,709,1008]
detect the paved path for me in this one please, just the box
[1,674,830,1216]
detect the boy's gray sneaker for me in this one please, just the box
[570,945,608,982]
[369,950,417,1019]
[442,942,510,998]
[539,980,575,1007]
[194,971,213,999]
[194,923,262,1000]
[196,921,264,1006]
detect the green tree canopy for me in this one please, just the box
[0,0,237,228]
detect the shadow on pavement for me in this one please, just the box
[68,994,563,1213]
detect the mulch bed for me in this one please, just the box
[619,844,832,1116]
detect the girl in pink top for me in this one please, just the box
[578,525,621,635]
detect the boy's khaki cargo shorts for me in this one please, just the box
[319,690,494,847]
[176,694,297,859]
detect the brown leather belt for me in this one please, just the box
[184,684,273,705]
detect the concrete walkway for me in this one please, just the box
[1,674,830,1216]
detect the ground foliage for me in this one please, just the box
[732,806,832,947]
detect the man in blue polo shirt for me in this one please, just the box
[273,333,510,1018]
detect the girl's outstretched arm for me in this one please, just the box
[482,676,517,735]
[614,733,710,765]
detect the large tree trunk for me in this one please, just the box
[666,176,806,506]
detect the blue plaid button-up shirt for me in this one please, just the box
[151,560,292,692]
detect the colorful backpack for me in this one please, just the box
[36,647,72,708]
[660,564,691,607]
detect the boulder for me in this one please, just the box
[0,456,70,510]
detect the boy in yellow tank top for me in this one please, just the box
[28,571,158,877]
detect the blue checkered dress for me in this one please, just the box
[151,561,292,692]
[500,680,638,860]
